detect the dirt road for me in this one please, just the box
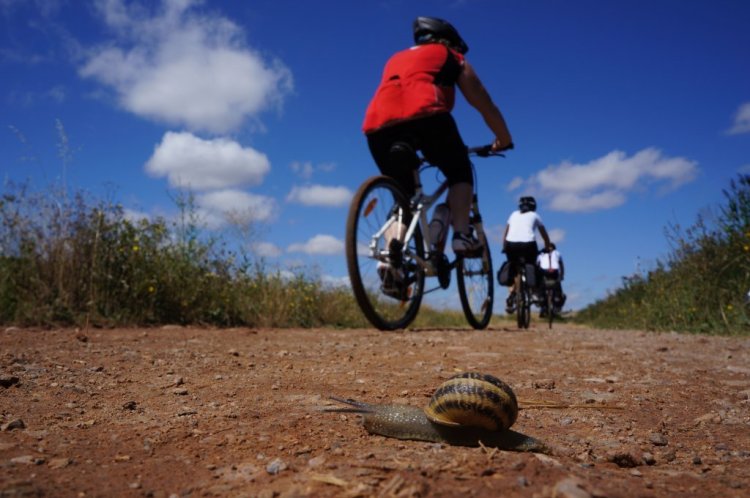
[1,323,749,497]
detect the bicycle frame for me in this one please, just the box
[400,169,450,275]
[373,148,496,281]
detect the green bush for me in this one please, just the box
[576,174,750,335]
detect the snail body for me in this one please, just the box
[328,372,550,454]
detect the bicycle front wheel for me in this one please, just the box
[456,245,494,330]
[345,176,425,330]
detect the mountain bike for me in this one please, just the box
[540,273,559,329]
[510,258,534,329]
[346,144,503,331]
[539,271,564,328]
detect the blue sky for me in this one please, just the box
[2,0,749,312]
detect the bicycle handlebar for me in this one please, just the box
[468,142,514,158]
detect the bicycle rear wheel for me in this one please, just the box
[345,176,425,330]
[456,244,494,330]
[516,276,531,329]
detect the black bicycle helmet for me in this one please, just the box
[519,196,537,213]
[413,16,469,54]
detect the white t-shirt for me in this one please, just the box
[505,210,543,243]
[537,250,562,271]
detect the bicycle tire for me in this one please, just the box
[345,176,425,330]
[516,274,531,329]
[456,244,494,330]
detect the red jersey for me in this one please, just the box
[362,44,465,133]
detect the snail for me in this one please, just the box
[326,372,550,454]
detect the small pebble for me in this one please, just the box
[266,457,287,475]
[649,433,668,446]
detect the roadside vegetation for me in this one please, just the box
[575,174,750,335]
[0,181,485,329]
[3,169,746,334]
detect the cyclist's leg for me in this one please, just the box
[522,242,541,299]
[366,125,419,197]
[413,114,478,251]
[504,244,522,313]
[366,128,420,290]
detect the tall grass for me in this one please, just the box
[575,174,750,335]
[0,181,492,329]
[0,181,368,328]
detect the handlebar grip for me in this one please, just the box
[473,144,494,157]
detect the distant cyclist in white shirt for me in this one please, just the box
[502,196,550,313]
[537,243,566,317]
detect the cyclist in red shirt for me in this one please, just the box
[364,17,513,254]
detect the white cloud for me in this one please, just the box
[123,208,150,223]
[727,102,750,135]
[547,228,566,244]
[517,148,698,213]
[290,161,314,180]
[506,176,524,191]
[80,0,293,133]
[287,234,344,255]
[252,241,282,258]
[321,274,350,288]
[196,189,277,228]
[145,131,269,190]
[286,184,353,207]
[290,161,337,180]
[739,164,750,174]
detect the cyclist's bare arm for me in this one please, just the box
[538,225,552,251]
[458,61,513,150]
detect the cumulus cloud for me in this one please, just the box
[510,148,698,213]
[79,0,293,133]
[727,102,750,135]
[547,228,566,244]
[145,131,269,190]
[287,234,344,255]
[506,176,524,192]
[195,189,277,228]
[252,241,282,258]
[286,184,353,207]
[290,161,314,180]
[289,161,337,180]
[123,208,150,223]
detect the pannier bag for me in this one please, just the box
[496,261,513,286]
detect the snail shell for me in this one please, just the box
[327,372,547,453]
[423,372,518,431]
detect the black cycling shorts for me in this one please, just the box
[366,113,472,196]
[504,241,539,268]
